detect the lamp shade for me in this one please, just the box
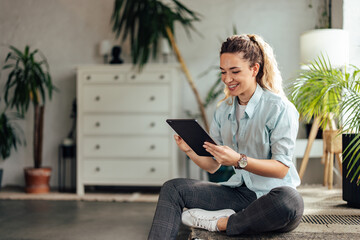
[99,40,111,56]
[300,29,349,68]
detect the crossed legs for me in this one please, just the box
[148,178,304,240]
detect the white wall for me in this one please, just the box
[343,0,360,66]
[0,0,117,187]
[0,0,326,187]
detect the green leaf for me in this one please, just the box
[111,0,201,69]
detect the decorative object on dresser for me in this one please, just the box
[99,40,111,64]
[110,46,124,64]
[76,64,180,195]
[2,45,56,194]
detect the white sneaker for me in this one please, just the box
[182,208,235,232]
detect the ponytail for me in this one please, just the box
[219,34,285,105]
[247,34,284,96]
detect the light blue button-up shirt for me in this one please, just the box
[209,84,301,198]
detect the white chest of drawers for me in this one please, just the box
[76,64,180,195]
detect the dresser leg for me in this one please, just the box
[77,183,84,195]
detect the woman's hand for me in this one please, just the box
[203,142,239,166]
[174,135,192,153]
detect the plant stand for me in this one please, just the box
[298,117,342,189]
[299,117,321,179]
[58,144,76,193]
[323,130,342,189]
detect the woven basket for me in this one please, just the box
[323,130,342,153]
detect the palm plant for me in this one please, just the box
[289,55,360,185]
[2,45,55,168]
[340,67,360,184]
[289,54,344,129]
[0,111,23,160]
[111,0,211,131]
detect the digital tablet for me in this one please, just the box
[166,119,217,157]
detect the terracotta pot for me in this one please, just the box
[24,167,52,194]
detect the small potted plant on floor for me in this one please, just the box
[339,67,360,207]
[2,45,56,193]
[0,110,23,190]
[289,55,360,206]
[289,55,344,187]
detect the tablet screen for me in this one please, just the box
[166,119,217,157]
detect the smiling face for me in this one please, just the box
[220,52,259,102]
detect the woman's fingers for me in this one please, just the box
[203,142,218,157]
[204,141,220,153]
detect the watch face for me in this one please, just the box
[239,160,246,168]
[239,155,247,168]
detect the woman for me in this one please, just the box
[148,34,304,239]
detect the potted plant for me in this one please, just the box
[0,110,23,190]
[2,45,56,193]
[289,55,360,206]
[110,0,211,130]
[339,67,360,207]
[289,55,344,182]
[289,55,343,131]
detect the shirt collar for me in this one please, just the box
[228,83,264,120]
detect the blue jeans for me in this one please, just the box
[148,178,304,240]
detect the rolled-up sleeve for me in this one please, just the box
[269,102,299,167]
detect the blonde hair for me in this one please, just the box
[219,34,284,105]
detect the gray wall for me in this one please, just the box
[0,0,344,187]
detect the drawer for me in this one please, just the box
[81,72,125,84]
[126,71,169,83]
[82,85,169,112]
[83,114,169,135]
[83,136,169,158]
[83,159,170,181]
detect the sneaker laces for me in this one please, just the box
[189,212,218,231]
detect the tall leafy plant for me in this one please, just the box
[0,111,22,160]
[289,55,360,184]
[289,55,343,129]
[340,67,360,184]
[2,45,55,168]
[111,0,211,131]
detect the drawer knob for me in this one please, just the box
[131,74,136,80]
[150,145,156,150]
[159,74,165,80]
[114,75,119,80]
[95,144,101,150]
[95,167,101,172]
[150,167,156,172]
[86,75,91,81]
[149,96,156,101]
[95,122,100,127]
[95,96,101,101]
[150,122,156,128]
